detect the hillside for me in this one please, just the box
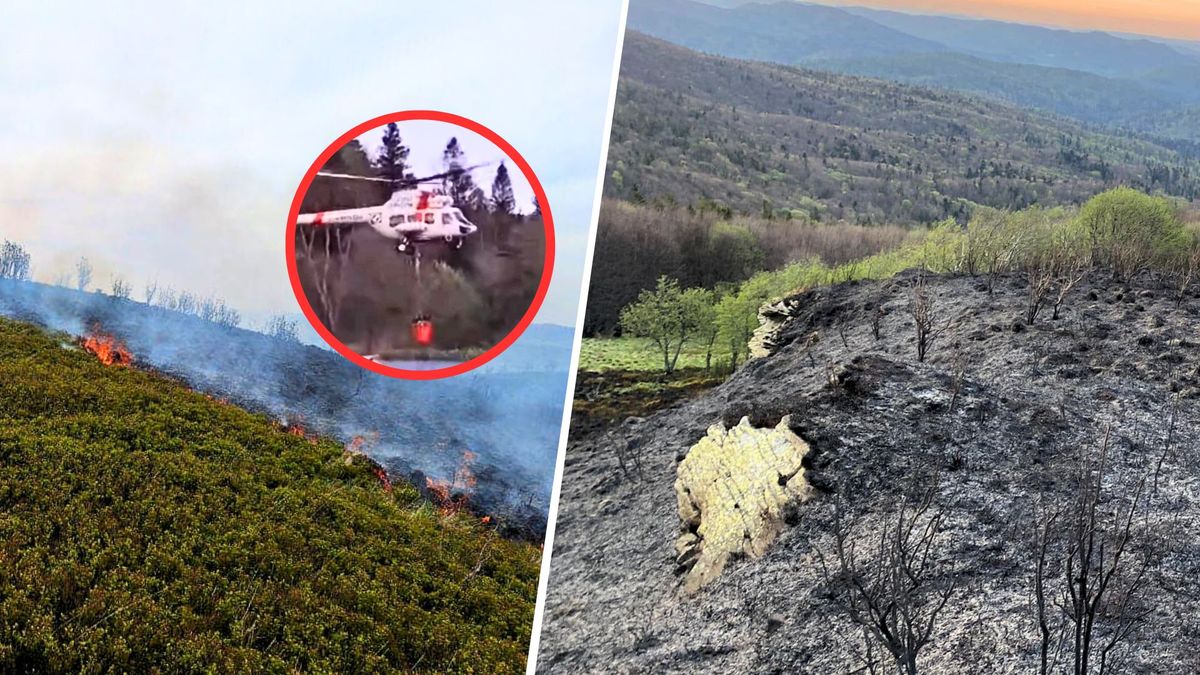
[0,317,539,672]
[0,279,570,538]
[627,0,947,62]
[606,33,1200,222]
[539,269,1200,672]
[845,6,1198,77]
[627,0,1200,141]
[811,52,1177,127]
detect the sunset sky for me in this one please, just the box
[818,0,1200,41]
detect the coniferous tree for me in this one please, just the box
[491,162,515,215]
[374,123,412,187]
[442,137,478,208]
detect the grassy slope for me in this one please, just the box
[0,319,538,673]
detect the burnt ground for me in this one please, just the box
[537,270,1200,673]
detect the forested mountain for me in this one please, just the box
[845,6,1197,76]
[605,33,1200,224]
[810,53,1180,127]
[627,0,1200,141]
[627,0,947,62]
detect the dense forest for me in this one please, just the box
[0,318,540,672]
[606,33,1200,226]
[296,127,545,356]
[584,199,907,334]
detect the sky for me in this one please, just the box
[0,1,624,328]
[815,0,1200,41]
[354,121,535,214]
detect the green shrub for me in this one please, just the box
[1078,187,1184,280]
[0,319,538,673]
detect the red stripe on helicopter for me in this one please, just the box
[417,193,430,210]
[313,212,325,226]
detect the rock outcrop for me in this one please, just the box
[674,416,811,594]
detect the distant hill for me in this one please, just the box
[606,33,1200,223]
[628,0,1200,142]
[809,52,1174,127]
[845,6,1198,77]
[0,317,539,672]
[628,0,947,62]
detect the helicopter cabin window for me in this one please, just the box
[407,214,420,223]
[424,213,435,225]
[442,213,452,225]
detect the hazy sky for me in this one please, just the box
[0,1,624,328]
[354,121,535,213]
[815,0,1200,40]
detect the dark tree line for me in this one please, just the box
[584,199,907,336]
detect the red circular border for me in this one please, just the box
[285,110,555,380]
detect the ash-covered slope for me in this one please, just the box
[539,270,1200,673]
[0,279,569,538]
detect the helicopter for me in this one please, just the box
[296,165,485,256]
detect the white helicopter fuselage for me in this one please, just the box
[297,190,479,244]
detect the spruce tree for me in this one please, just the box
[491,162,515,215]
[374,123,411,187]
[442,137,478,206]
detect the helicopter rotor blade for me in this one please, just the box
[314,161,498,187]
[403,161,496,186]
[314,171,395,183]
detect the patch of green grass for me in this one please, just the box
[0,318,538,674]
[579,337,717,372]
[570,368,724,436]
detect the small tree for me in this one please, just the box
[110,275,132,300]
[818,478,957,675]
[1168,234,1200,307]
[1032,426,1152,675]
[0,240,32,280]
[75,257,93,291]
[692,288,719,371]
[620,276,708,375]
[909,273,938,362]
[143,279,159,305]
[265,314,301,343]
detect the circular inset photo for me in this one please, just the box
[286,111,554,379]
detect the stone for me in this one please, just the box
[674,415,812,594]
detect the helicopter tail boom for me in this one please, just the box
[297,206,381,228]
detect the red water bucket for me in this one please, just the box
[412,320,434,346]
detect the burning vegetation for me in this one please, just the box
[0,316,542,672]
[80,326,132,366]
[345,434,393,494]
[426,450,479,517]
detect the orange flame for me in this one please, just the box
[282,415,317,444]
[345,433,390,493]
[426,450,478,516]
[372,466,393,494]
[81,328,133,366]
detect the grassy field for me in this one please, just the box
[579,336,719,372]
